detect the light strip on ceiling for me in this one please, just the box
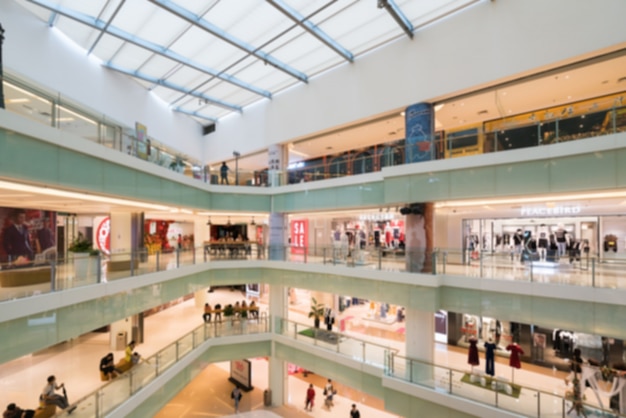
[435,190,626,208]
[0,180,173,211]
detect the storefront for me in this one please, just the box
[436,199,626,265]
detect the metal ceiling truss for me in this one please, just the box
[87,0,126,55]
[26,0,272,99]
[148,0,308,83]
[266,0,354,63]
[104,62,241,113]
[377,0,414,39]
[172,106,217,122]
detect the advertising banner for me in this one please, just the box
[0,207,57,264]
[229,359,252,390]
[405,102,434,164]
[290,219,308,255]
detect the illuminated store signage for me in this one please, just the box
[291,219,308,255]
[359,213,395,221]
[520,205,581,217]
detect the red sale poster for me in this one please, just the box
[290,219,308,255]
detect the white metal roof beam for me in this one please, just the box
[266,0,354,63]
[104,62,241,113]
[377,0,414,39]
[148,0,308,83]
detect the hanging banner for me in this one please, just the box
[405,103,434,164]
[290,219,308,255]
[135,122,149,161]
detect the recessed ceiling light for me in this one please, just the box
[400,111,405,116]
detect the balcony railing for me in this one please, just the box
[2,245,625,305]
[54,314,270,418]
[385,352,626,418]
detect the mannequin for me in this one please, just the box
[506,342,524,382]
[537,224,549,261]
[554,224,570,257]
[467,336,480,369]
[523,231,537,262]
[484,338,497,376]
[384,222,393,248]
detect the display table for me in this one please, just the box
[0,265,51,287]
[204,241,254,259]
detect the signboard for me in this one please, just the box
[520,205,581,216]
[290,219,308,255]
[95,216,111,255]
[405,102,434,164]
[229,359,252,390]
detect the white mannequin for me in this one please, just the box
[554,224,570,257]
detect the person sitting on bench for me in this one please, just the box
[99,353,117,380]
[3,403,35,418]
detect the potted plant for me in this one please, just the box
[308,297,325,329]
[68,232,99,280]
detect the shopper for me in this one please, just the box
[220,162,230,184]
[41,375,75,413]
[3,403,35,418]
[350,404,361,418]
[203,303,212,323]
[231,386,242,413]
[305,384,315,411]
[324,379,335,410]
[249,301,258,319]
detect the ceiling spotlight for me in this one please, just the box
[206,217,211,226]
[227,216,231,226]
[251,217,256,225]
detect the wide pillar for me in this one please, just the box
[404,308,434,383]
[268,212,287,261]
[404,203,434,273]
[268,284,287,406]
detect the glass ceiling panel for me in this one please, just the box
[165,66,210,91]
[170,27,248,72]
[110,43,158,70]
[136,56,181,79]
[197,80,257,107]
[105,1,160,35]
[121,7,191,47]
[91,34,126,62]
[268,31,339,72]
[235,61,295,93]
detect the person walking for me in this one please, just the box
[324,379,335,410]
[231,386,242,413]
[350,404,361,418]
[305,384,315,411]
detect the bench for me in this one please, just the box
[0,265,51,287]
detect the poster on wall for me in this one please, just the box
[404,103,434,164]
[135,122,149,161]
[290,219,308,255]
[0,207,57,265]
[229,359,253,390]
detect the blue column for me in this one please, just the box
[405,103,434,164]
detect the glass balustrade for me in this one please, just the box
[55,314,269,417]
[385,352,625,418]
[279,317,398,368]
[2,73,625,189]
[1,244,625,304]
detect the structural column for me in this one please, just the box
[268,212,287,261]
[404,308,435,382]
[267,144,288,187]
[268,284,287,406]
[404,203,434,273]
